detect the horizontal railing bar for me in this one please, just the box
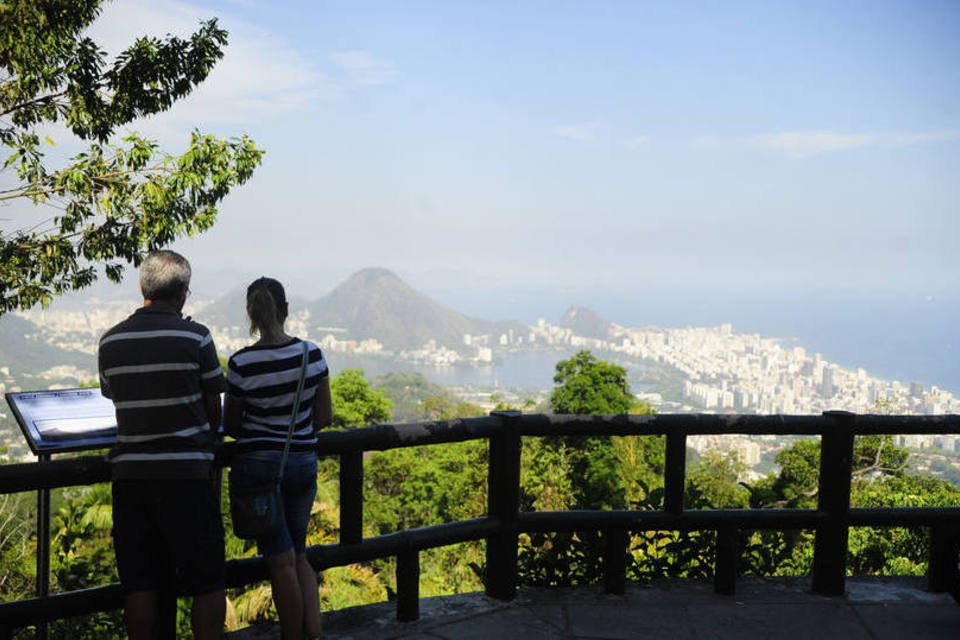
[517,509,829,532]
[313,417,504,454]
[0,584,123,628]
[224,555,269,590]
[849,507,960,527]
[518,413,960,437]
[0,456,109,494]
[313,518,500,567]
[848,415,960,435]
[4,415,959,495]
[518,414,823,436]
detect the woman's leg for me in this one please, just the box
[296,553,323,637]
[266,550,303,640]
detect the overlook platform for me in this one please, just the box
[229,577,960,639]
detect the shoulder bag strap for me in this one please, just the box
[277,340,310,481]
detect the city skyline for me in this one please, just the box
[12,280,960,408]
[11,263,959,396]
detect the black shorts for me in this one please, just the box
[112,478,225,596]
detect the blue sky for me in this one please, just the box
[78,0,959,303]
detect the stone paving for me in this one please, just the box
[229,577,960,639]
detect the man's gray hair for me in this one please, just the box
[140,251,191,301]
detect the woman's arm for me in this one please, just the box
[223,393,244,438]
[313,376,334,430]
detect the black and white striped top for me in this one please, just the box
[98,306,226,480]
[226,338,328,455]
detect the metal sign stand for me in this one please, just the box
[35,453,50,640]
[4,389,117,640]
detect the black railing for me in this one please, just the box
[1,411,959,636]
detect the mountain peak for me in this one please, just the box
[559,305,614,340]
[310,269,524,350]
[347,267,402,282]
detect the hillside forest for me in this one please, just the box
[1,351,958,638]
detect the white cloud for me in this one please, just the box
[329,50,399,86]
[626,135,648,150]
[551,125,595,142]
[87,0,333,136]
[757,130,960,158]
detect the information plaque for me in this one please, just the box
[5,388,117,455]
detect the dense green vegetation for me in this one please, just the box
[0,351,958,638]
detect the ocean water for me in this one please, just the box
[423,286,960,396]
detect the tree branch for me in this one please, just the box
[0,90,67,118]
[0,164,172,201]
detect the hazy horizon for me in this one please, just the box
[3,1,957,393]
[14,0,948,296]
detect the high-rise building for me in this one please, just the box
[821,366,836,399]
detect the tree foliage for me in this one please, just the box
[0,493,33,602]
[518,351,661,586]
[0,0,264,313]
[550,350,636,415]
[373,372,487,422]
[420,395,485,421]
[330,369,393,428]
[686,450,750,509]
[372,372,443,422]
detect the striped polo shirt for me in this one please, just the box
[226,338,328,455]
[98,306,226,480]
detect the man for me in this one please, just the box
[98,251,225,639]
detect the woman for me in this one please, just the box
[225,277,332,640]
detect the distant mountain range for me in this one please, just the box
[203,268,529,351]
[0,315,93,377]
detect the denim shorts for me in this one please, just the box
[230,452,318,556]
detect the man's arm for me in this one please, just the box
[204,392,223,434]
[197,329,226,434]
[97,339,113,399]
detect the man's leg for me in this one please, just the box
[125,590,159,640]
[160,479,226,638]
[114,481,165,639]
[192,589,226,640]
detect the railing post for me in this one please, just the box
[339,450,364,544]
[927,524,960,593]
[664,428,687,515]
[812,411,855,596]
[714,526,738,595]
[396,549,420,622]
[603,527,629,595]
[485,411,522,601]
